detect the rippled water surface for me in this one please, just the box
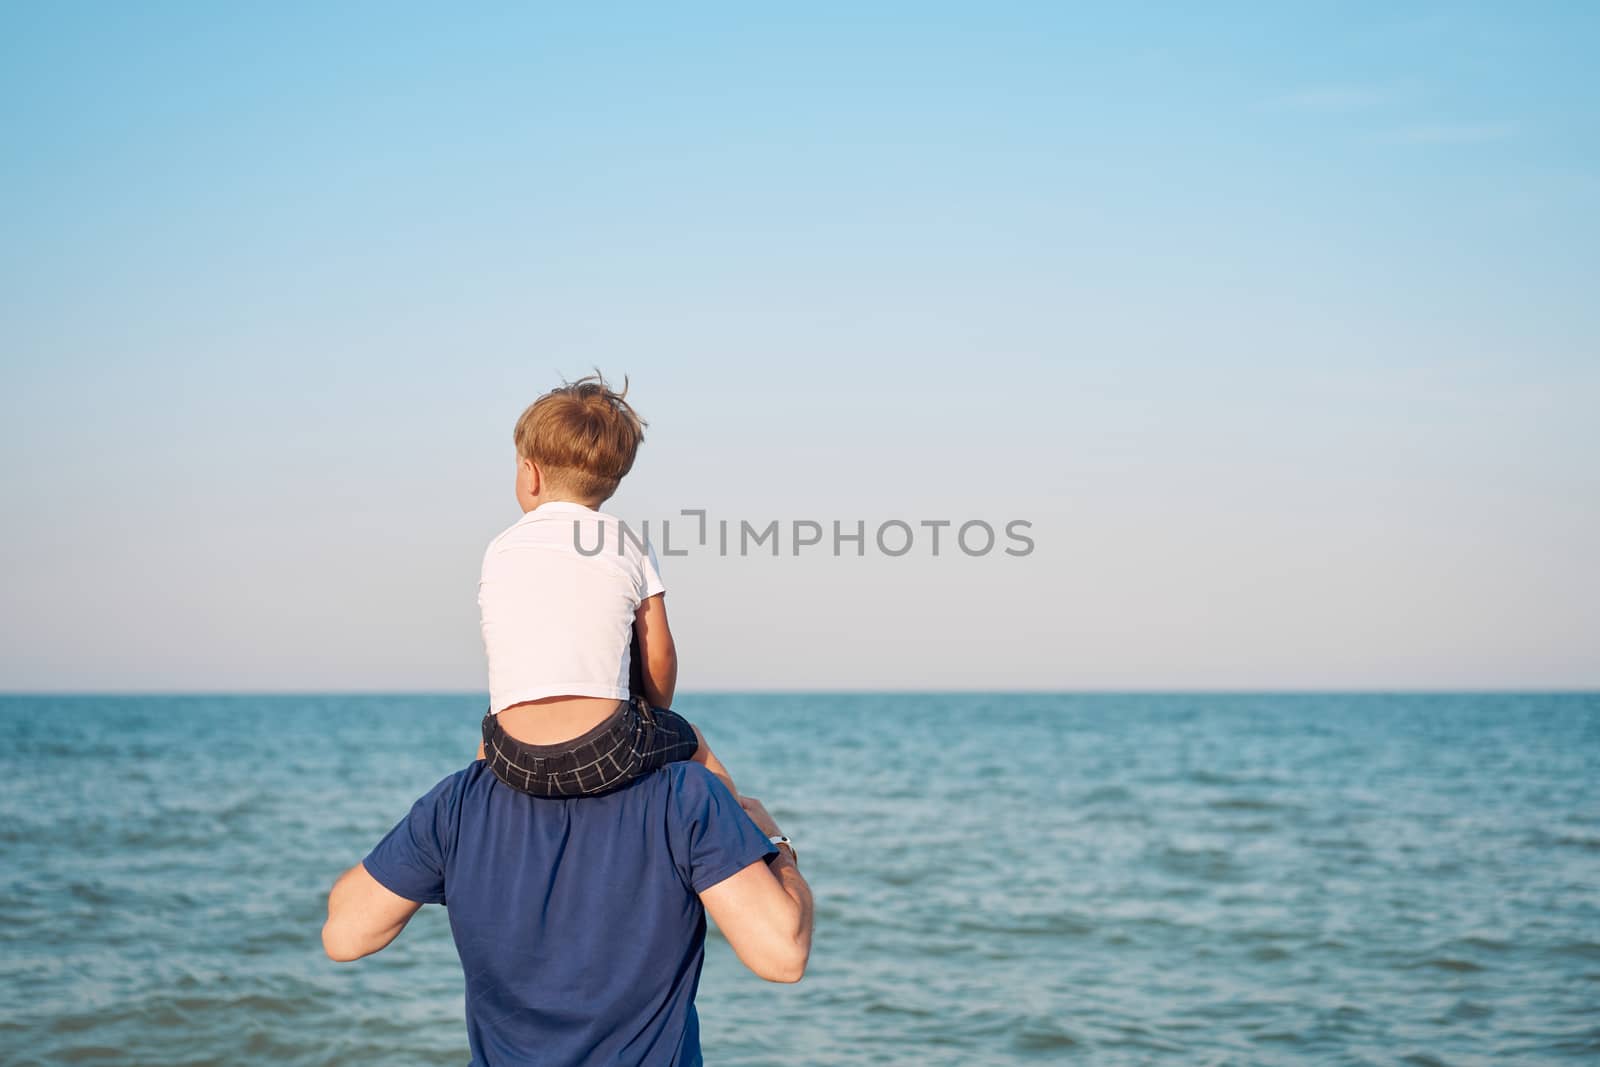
[2,693,1597,1065]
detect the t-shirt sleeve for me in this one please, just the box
[670,766,779,894]
[477,540,497,609]
[639,539,666,601]
[362,774,458,905]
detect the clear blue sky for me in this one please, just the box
[2,3,1596,690]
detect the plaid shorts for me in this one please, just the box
[481,697,701,798]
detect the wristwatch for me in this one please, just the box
[768,834,798,865]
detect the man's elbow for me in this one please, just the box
[321,920,368,963]
[763,961,806,985]
[755,943,809,984]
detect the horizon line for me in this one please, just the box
[2,688,1596,698]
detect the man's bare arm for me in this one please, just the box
[698,798,813,983]
[322,863,424,962]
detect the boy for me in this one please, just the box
[475,373,735,798]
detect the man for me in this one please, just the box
[322,759,813,1066]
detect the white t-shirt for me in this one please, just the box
[478,501,665,714]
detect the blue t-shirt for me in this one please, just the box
[363,761,777,1067]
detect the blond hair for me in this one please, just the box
[513,372,646,502]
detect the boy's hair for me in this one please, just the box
[513,372,646,503]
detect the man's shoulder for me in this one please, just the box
[417,762,519,831]
[569,763,728,824]
[588,762,722,810]
[662,760,722,795]
[416,762,486,812]
[397,763,513,835]
[657,762,744,825]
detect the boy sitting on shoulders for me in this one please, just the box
[475,373,735,798]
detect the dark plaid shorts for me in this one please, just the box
[481,697,701,798]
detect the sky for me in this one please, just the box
[2,3,1596,691]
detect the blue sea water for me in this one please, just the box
[1,693,1596,1066]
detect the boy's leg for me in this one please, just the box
[635,701,737,797]
[687,723,737,798]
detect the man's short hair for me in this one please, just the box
[514,372,646,502]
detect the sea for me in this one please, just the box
[1,693,1596,1066]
